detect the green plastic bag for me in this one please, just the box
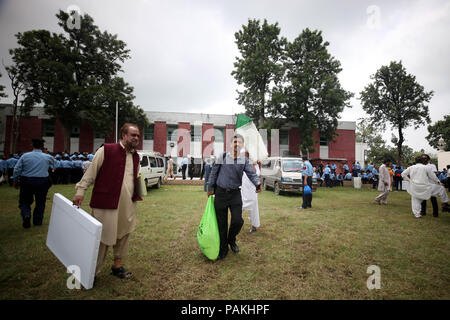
[197,196,220,260]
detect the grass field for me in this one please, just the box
[0,183,449,300]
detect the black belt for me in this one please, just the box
[216,186,240,193]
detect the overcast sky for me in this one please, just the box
[0,0,449,154]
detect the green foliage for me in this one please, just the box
[232,24,352,154]
[360,61,433,163]
[8,10,148,152]
[231,19,286,127]
[273,29,353,153]
[426,115,450,151]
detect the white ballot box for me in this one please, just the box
[46,193,102,290]
[353,177,362,189]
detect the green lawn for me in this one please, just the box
[0,183,449,300]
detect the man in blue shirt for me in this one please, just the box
[345,172,352,180]
[298,156,313,210]
[336,173,344,186]
[6,154,19,186]
[12,139,56,228]
[372,166,379,189]
[181,156,188,180]
[207,134,261,260]
[324,165,332,188]
[342,163,349,175]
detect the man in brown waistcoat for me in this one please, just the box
[73,123,142,281]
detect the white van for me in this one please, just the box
[261,156,316,195]
[138,151,165,189]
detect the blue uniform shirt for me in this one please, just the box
[207,152,260,192]
[0,159,5,173]
[302,160,314,177]
[60,160,73,168]
[6,157,18,169]
[324,167,331,175]
[12,150,55,179]
[345,173,352,179]
[372,168,378,175]
[343,164,349,171]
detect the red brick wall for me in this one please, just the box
[79,120,94,153]
[153,121,167,154]
[177,122,191,157]
[328,129,355,164]
[202,123,214,157]
[17,117,42,153]
[289,128,300,156]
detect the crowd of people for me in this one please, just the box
[312,160,450,193]
[0,150,95,186]
[2,130,449,286]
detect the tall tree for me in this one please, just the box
[272,28,352,154]
[2,63,33,154]
[426,115,450,151]
[231,19,286,127]
[360,61,433,163]
[9,10,147,152]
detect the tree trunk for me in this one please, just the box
[62,122,72,154]
[397,127,404,164]
[9,96,18,155]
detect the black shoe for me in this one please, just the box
[217,251,228,260]
[229,242,239,253]
[22,217,31,229]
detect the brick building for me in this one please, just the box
[0,104,357,168]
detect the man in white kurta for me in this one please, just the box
[375,159,391,205]
[401,156,449,218]
[73,125,140,279]
[241,151,260,232]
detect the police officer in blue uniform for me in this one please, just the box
[12,139,56,228]
[298,156,313,209]
[207,134,261,260]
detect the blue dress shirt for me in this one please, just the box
[207,152,260,191]
[12,150,56,179]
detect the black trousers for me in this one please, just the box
[182,164,187,180]
[325,174,332,188]
[214,187,243,256]
[421,197,438,217]
[302,176,313,209]
[19,176,51,225]
[394,176,403,191]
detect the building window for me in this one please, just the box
[42,119,55,137]
[144,124,154,140]
[280,130,289,145]
[191,126,201,142]
[71,124,80,138]
[320,136,328,146]
[167,125,178,141]
[214,127,224,142]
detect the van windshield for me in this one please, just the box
[282,159,303,172]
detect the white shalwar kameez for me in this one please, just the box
[401,163,449,218]
[241,165,260,228]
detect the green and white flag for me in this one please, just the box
[235,114,268,162]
